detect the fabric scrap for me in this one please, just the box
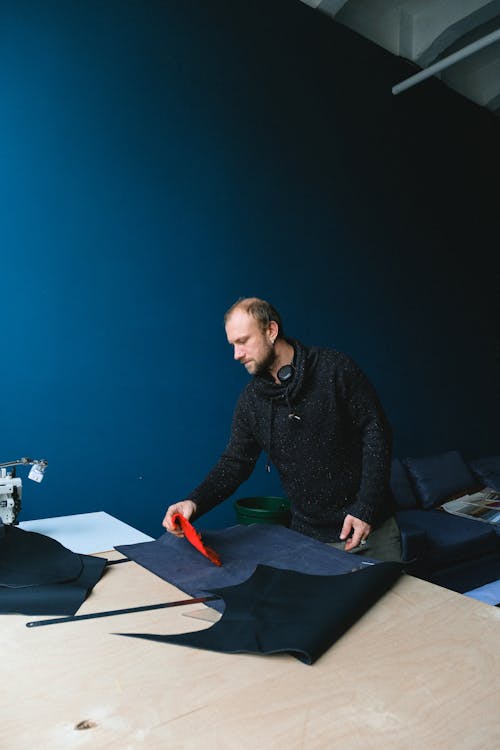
[116,523,379,614]
[118,562,402,664]
[0,524,82,587]
[0,522,107,615]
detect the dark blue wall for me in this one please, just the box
[2,0,498,536]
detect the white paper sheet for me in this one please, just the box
[18,511,153,554]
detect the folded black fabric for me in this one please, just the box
[0,522,107,615]
[119,562,402,664]
[116,523,376,613]
[0,524,82,587]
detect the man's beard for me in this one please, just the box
[252,342,277,376]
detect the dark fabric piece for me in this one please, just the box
[0,524,107,615]
[390,459,418,510]
[183,340,393,541]
[118,562,402,664]
[116,524,378,614]
[468,456,500,492]
[0,554,107,615]
[0,525,83,587]
[404,450,478,509]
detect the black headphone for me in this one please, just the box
[277,364,295,384]
[277,363,301,421]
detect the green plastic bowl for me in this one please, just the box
[234,496,291,526]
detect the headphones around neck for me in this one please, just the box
[276,363,301,421]
[277,363,295,384]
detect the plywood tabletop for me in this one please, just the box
[3,552,499,750]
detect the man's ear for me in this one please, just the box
[268,320,279,342]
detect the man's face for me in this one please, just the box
[225,309,276,376]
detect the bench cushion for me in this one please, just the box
[403,450,478,509]
[397,508,499,568]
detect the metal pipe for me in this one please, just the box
[392,27,500,95]
[0,458,48,469]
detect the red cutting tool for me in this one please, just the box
[171,513,222,566]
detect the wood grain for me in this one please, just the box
[3,552,499,750]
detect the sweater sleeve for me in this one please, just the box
[184,391,262,517]
[339,358,392,525]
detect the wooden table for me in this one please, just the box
[3,551,500,750]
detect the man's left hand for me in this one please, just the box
[340,514,372,551]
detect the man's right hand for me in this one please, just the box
[162,500,197,536]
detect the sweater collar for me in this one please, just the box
[252,339,308,402]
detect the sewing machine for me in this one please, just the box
[0,457,48,525]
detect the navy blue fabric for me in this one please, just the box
[468,456,500,492]
[404,450,478,509]
[0,525,107,615]
[397,509,499,568]
[390,459,418,510]
[118,561,402,665]
[0,525,83,587]
[0,554,107,615]
[116,524,377,613]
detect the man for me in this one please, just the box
[163,297,401,561]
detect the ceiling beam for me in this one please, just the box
[392,25,500,94]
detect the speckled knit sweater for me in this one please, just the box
[188,340,393,542]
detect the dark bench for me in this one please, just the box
[391,450,500,592]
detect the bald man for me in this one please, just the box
[163,297,401,561]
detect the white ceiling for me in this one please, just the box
[300,0,500,115]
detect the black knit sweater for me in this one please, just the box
[188,340,393,542]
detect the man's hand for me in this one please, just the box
[340,514,371,551]
[162,500,197,536]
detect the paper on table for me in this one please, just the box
[18,511,153,554]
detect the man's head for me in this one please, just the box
[224,297,284,376]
